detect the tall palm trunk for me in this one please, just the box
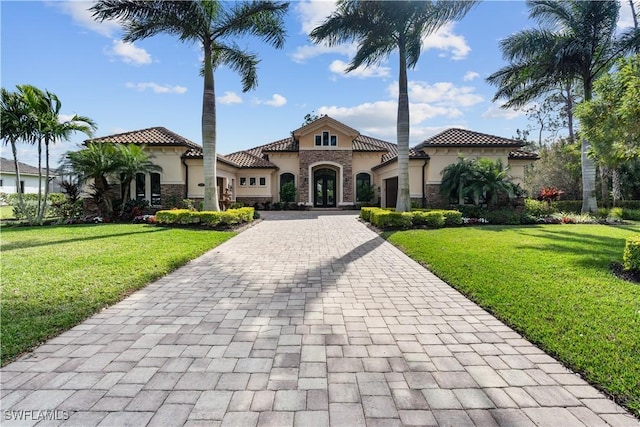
[202,39,220,212]
[10,141,33,223]
[37,138,52,224]
[36,138,43,224]
[563,81,575,143]
[396,36,411,212]
[581,83,598,213]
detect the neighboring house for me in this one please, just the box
[0,157,49,196]
[86,116,538,209]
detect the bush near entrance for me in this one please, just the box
[623,235,640,272]
[155,207,254,228]
[360,207,462,229]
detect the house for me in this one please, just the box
[86,116,538,209]
[0,157,50,195]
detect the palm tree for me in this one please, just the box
[487,0,640,213]
[309,0,477,212]
[91,0,288,211]
[0,87,35,223]
[64,143,122,217]
[467,158,516,208]
[439,156,476,206]
[32,90,96,223]
[116,144,162,214]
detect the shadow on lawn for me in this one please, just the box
[0,225,169,252]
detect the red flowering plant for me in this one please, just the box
[537,187,561,205]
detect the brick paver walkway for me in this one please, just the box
[2,212,638,426]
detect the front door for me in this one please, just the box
[385,177,398,208]
[314,168,337,207]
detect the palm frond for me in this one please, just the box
[210,44,259,92]
[213,1,288,49]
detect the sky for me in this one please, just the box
[1,0,638,168]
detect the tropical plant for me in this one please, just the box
[467,158,516,207]
[92,0,289,212]
[1,87,34,223]
[64,143,121,217]
[115,144,162,215]
[439,156,477,206]
[309,0,477,212]
[280,181,296,203]
[0,85,96,224]
[487,0,640,213]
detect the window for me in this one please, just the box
[0,179,3,187]
[136,173,146,201]
[314,131,338,147]
[259,177,266,187]
[250,177,257,186]
[19,181,24,194]
[240,177,247,186]
[150,173,161,205]
[356,173,372,203]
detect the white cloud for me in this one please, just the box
[463,71,480,81]
[52,1,121,37]
[295,0,337,34]
[618,0,638,29]
[254,94,287,107]
[481,104,527,120]
[218,91,243,105]
[290,42,354,64]
[388,81,483,108]
[329,60,391,79]
[125,82,187,94]
[422,22,471,60]
[107,40,152,65]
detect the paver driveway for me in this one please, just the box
[1,212,638,427]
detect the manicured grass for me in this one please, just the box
[0,224,235,365]
[385,224,640,417]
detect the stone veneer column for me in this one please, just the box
[299,150,353,205]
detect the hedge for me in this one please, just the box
[360,207,462,229]
[623,234,640,272]
[155,207,254,227]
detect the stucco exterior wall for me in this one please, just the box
[146,147,188,184]
[0,173,45,194]
[235,170,275,199]
[268,153,299,202]
[421,147,514,184]
[296,119,358,151]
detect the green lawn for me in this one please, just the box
[386,224,640,417]
[0,224,235,365]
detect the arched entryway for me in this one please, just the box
[314,168,337,207]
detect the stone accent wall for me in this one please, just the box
[161,184,186,208]
[299,150,353,205]
[426,184,448,208]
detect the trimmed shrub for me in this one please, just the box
[609,208,624,220]
[371,210,413,229]
[438,210,463,226]
[623,235,640,272]
[525,198,555,217]
[619,200,640,210]
[412,211,445,228]
[622,209,640,221]
[155,207,254,227]
[360,207,382,222]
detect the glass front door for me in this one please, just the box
[314,168,337,207]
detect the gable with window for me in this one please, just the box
[314,130,338,147]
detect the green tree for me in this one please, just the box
[524,138,582,200]
[487,0,640,213]
[1,87,35,223]
[92,0,289,212]
[279,181,296,203]
[576,55,640,206]
[64,143,121,217]
[310,0,477,212]
[440,156,477,206]
[115,144,162,215]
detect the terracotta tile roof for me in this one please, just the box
[223,150,278,169]
[509,150,540,160]
[0,157,42,176]
[352,135,390,152]
[416,128,525,149]
[260,138,299,153]
[86,126,201,150]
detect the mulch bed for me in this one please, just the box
[610,262,640,284]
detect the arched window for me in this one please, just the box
[150,173,161,205]
[280,173,296,203]
[355,172,372,203]
[135,173,146,201]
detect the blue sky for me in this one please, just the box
[2,0,637,167]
